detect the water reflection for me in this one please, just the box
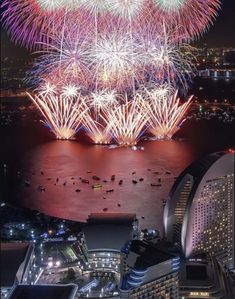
[2,139,196,230]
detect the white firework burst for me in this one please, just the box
[90,32,139,90]
[108,0,145,20]
[153,0,186,12]
[79,0,110,14]
[88,89,118,111]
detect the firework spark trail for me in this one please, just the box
[139,23,197,93]
[144,89,192,139]
[89,31,142,91]
[152,0,221,39]
[1,0,67,49]
[88,89,118,112]
[33,20,94,88]
[81,110,112,144]
[27,83,88,140]
[104,95,149,146]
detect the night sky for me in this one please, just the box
[1,0,235,59]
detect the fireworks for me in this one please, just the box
[90,31,140,91]
[88,90,118,111]
[2,0,221,145]
[152,0,221,39]
[105,95,149,146]
[108,0,145,20]
[27,83,88,140]
[144,89,192,139]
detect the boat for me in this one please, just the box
[106,189,114,193]
[111,175,115,181]
[132,180,138,184]
[92,184,102,190]
[92,176,100,181]
[81,179,89,184]
[24,180,30,187]
[38,185,45,192]
[139,178,144,182]
[151,183,161,187]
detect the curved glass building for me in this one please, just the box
[164,152,234,269]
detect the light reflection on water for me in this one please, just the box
[2,139,196,230]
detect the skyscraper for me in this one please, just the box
[164,152,234,269]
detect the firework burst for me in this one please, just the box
[27,83,88,140]
[90,31,141,91]
[105,95,149,146]
[152,0,221,39]
[139,24,196,93]
[144,89,192,139]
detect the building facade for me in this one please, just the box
[120,240,180,299]
[164,152,235,270]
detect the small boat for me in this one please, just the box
[165,171,171,175]
[106,189,114,193]
[111,175,115,181]
[132,171,136,175]
[139,178,144,182]
[75,189,81,192]
[92,176,100,181]
[103,208,108,212]
[132,180,138,184]
[119,180,123,185]
[151,183,161,187]
[118,204,121,207]
[154,171,159,174]
[56,178,59,182]
[158,178,161,182]
[63,182,67,186]
[81,179,89,184]
[103,180,108,183]
[92,184,102,189]
[24,180,31,187]
[38,185,45,192]
[141,216,145,219]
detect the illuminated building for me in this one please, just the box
[179,256,227,299]
[120,240,180,299]
[76,213,139,297]
[164,152,235,270]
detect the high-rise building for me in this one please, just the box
[120,240,180,299]
[164,152,234,270]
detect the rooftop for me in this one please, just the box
[0,242,31,287]
[129,240,177,269]
[8,285,78,299]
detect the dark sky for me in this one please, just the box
[1,0,235,59]
[198,0,235,47]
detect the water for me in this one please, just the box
[1,78,235,230]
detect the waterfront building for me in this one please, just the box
[76,213,139,297]
[120,240,180,299]
[164,152,235,270]
[179,255,227,299]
